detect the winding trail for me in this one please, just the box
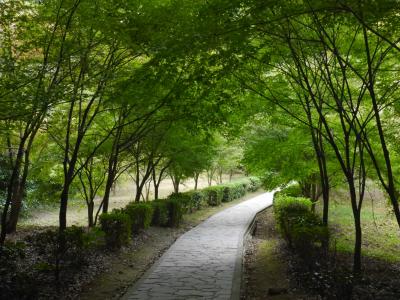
[122,192,274,300]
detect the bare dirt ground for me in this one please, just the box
[20,175,234,227]
[241,208,312,300]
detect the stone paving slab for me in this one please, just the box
[122,192,274,300]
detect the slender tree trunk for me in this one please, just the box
[88,201,94,227]
[154,182,159,200]
[353,212,362,274]
[102,155,117,213]
[59,184,70,231]
[349,179,362,274]
[59,147,80,231]
[361,24,400,229]
[0,140,25,245]
[318,128,330,226]
[6,137,33,233]
[135,180,142,202]
[152,168,160,200]
[6,184,23,233]
[207,169,214,187]
[194,172,199,190]
[102,178,113,213]
[174,179,180,193]
[171,174,180,194]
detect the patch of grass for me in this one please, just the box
[317,188,400,262]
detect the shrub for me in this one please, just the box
[125,202,154,233]
[223,186,232,202]
[248,177,262,192]
[204,186,224,206]
[274,195,328,251]
[278,184,304,197]
[151,198,184,227]
[99,210,131,249]
[291,215,330,250]
[223,182,246,202]
[168,193,193,213]
[166,198,184,227]
[186,190,206,210]
[151,200,169,226]
[168,191,207,213]
[274,195,312,222]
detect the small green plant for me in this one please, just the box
[222,182,246,202]
[168,193,193,213]
[125,202,154,233]
[204,186,224,206]
[99,210,131,249]
[151,200,169,226]
[274,195,328,251]
[166,198,184,227]
[248,177,262,192]
[186,190,206,210]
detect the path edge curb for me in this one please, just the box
[230,200,273,300]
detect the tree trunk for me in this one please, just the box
[353,209,362,275]
[0,141,25,245]
[310,183,317,213]
[59,184,69,231]
[207,169,213,187]
[135,180,142,202]
[361,25,400,229]
[102,144,119,213]
[6,184,23,233]
[171,174,180,194]
[59,148,79,231]
[194,172,199,190]
[87,201,94,228]
[174,179,180,193]
[152,168,159,200]
[102,179,113,214]
[6,139,32,233]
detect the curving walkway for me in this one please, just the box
[122,192,274,300]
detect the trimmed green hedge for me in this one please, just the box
[125,202,154,233]
[99,210,131,249]
[166,177,262,208]
[275,184,303,198]
[150,198,184,227]
[97,176,262,244]
[166,198,184,227]
[222,182,246,202]
[203,186,225,206]
[274,194,329,251]
[151,200,169,226]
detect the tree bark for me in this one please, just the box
[194,172,199,190]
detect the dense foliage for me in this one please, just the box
[1,0,400,295]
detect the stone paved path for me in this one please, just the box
[122,192,274,300]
